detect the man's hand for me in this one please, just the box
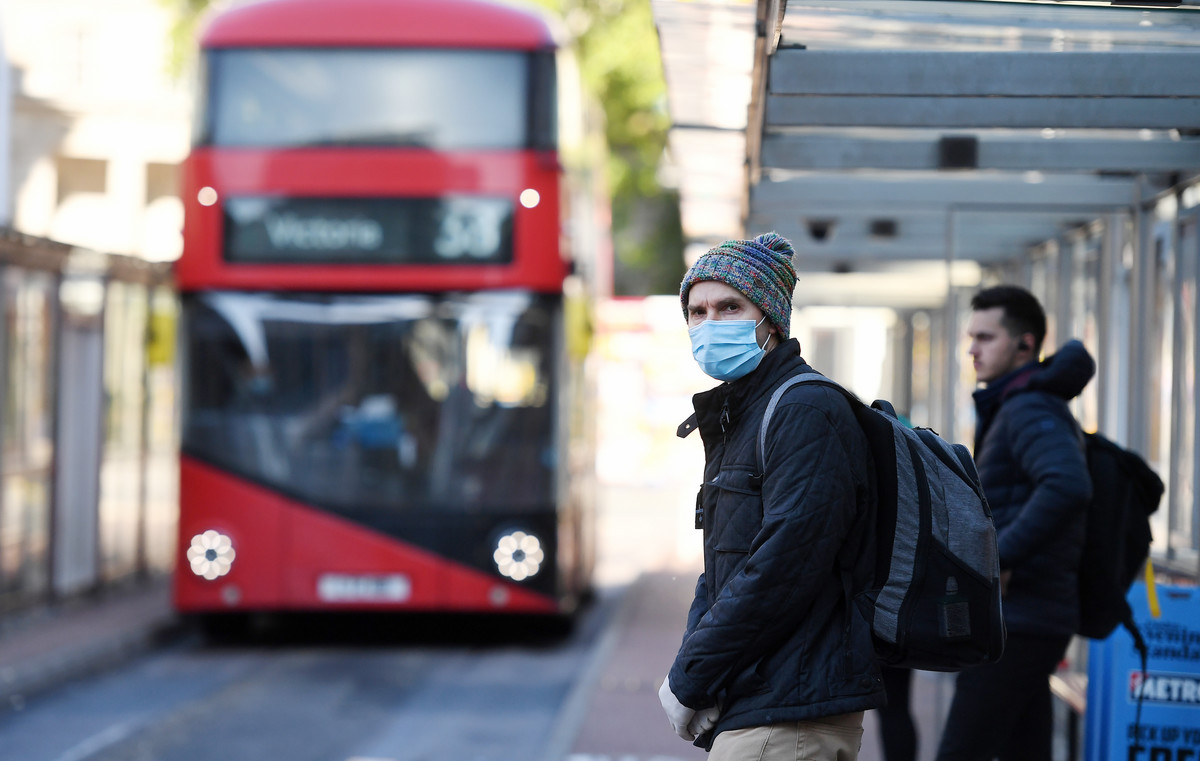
[687,704,721,738]
[1000,569,1013,596]
[658,676,697,741]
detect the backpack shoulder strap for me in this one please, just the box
[758,374,871,621]
[757,373,859,473]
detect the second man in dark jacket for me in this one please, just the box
[936,284,1094,761]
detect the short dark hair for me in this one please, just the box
[970,285,1046,352]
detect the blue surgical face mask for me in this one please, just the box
[689,316,770,381]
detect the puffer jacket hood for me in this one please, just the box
[973,339,1095,450]
[1023,340,1096,399]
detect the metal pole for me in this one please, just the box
[943,209,959,444]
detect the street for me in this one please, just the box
[0,599,619,761]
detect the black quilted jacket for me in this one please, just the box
[972,339,1094,638]
[668,339,885,748]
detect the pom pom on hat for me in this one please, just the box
[679,232,798,338]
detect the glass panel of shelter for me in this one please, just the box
[0,267,56,610]
[143,286,179,578]
[1170,212,1198,569]
[1148,222,1175,559]
[99,280,149,584]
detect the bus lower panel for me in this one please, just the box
[173,457,561,614]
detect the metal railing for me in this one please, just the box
[0,229,177,612]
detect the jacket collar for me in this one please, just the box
[972,360,1037,437]
[972,339,1096,448]
[973,338,1096,410]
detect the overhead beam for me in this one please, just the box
[760,231,1026,264]
[760,132,1200,173]
[747,209,1069,243]
[769,50,1200,97]
[779,1,1200,49]
[750,173,1139,208]
[747,212,1071,264]
[785,270,974,310]
[766,236,1040,265]
[766,50,1200,129]
[765,96,1200,130]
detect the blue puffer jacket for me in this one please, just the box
[972,339,1094,638]
[669,339,885,749]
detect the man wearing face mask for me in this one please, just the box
[658,233,885,760]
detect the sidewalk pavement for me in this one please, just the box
[0,580,182,709]
[556,570,952,761]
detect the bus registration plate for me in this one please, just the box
[317,574,412,603]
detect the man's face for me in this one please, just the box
[967,307,1025,384]
[687,280,775,349]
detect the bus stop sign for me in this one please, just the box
[1087,583,1200,761]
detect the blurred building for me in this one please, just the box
[1,0,191,261]
[0,0,184,610]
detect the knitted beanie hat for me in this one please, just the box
[679,232,798,338]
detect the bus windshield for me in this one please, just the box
[182,291,557,515]
[201,48,541,149]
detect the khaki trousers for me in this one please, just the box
[709,711,865,761]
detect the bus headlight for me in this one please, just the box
[519,188,540,208]
[493,530,543,581]
[187,530,236,580]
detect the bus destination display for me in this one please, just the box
[223,196,514,265]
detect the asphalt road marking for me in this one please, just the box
[53,721,138,761]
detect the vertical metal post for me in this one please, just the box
[0,30,11,228]
[0,265,8,600]
[1168,200,1189,562]
[52,252,107,597]
[943,210,959,446]
[1108,212,1133,445]
[1057,231,1074,345]
[1097,215,1115,434]
[892,311,914,418]
[927,309,946,436]
[136,284,151,578]
[1190,216,1200,568]
[1128,180,1151,455]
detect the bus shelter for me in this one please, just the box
[652,0,1200,757]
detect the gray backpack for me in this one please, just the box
[758,374,1006,671]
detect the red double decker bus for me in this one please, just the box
[173,0,599,627]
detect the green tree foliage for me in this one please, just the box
[162,0,684,294]
[534,0,684,295]
[158,0,212,78]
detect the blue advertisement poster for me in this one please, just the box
[1086,583,1200,761]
